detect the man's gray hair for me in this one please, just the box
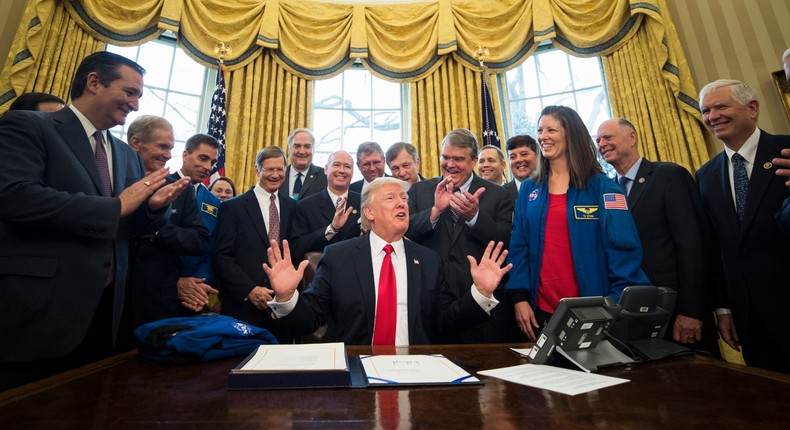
[699,79,759,107]
[360,177,410,230]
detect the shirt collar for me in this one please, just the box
[69,104,100,139]
[621,157,644,181]
[369,229,405,257]
[723,128,760,165]
[254,184,278,200]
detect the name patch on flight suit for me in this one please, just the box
[202,202,218,217]
[574,206,599,220]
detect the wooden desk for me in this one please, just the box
[2,344,789,429]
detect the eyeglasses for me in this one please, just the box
[360,160,383,169]
[260,167,285,174]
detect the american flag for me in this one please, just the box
[480,69,500,147]
[603,193,628,210]
[204,61,227,186]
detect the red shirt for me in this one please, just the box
[536,192,579,313]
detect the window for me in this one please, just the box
[312,65,409,180]
[505,45,614,175]
[107,35,214,171]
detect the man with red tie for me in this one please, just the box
[264,177,511,345]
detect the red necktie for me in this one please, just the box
[373,244,396,345]
[268,193,280,244]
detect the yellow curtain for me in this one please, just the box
[410,56,506,178]
[0,0,105,114]
[0,0,710,173]
[602,26,707,172]
[225,50,312,191]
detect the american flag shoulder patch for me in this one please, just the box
[603,193,628,210]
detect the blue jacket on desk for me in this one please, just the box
[505,173,650,304]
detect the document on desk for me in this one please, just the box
[236,342,348,372]
[478,363,629,396]
[361,354,480,386]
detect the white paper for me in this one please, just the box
[510,347,532,358]
[361,354,479,385]
[237,342,348,372]
[478,363,629,395]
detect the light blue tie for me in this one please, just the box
[732,153,748,222]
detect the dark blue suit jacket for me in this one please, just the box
[277,235,441,345]
[290,190,361,261]
[0,108,168,361]
[696,130,790,357]
[129,178,209,327]
[213,187,296,335]
[279,164,326,201]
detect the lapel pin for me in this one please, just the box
[352,209,358,214]
[763,162,772,169]
[638,177,645,184]
[413,259,420,265]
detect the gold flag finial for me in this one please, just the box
[213,42,232,64]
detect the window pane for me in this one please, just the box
[537,49,571,95]
[344,69,372,110]
[136,42,174,89]
[372,80,401,110]
[313,67,408,182]
[569,56,603,90]
[314,74,343,109]
[166,93,201,141]
[575,87,611,136]
[170,48,206,94]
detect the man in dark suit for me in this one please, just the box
[170,133,223,311]
[290,150,361,261]
[407,129,515,343]
[350,141,386,194]
[214,146,297,341]
[386,142,424,185]
[264,178,512,345]
[696,79,790,373]
[504,135,538,201]
[278,128,326,201]
[0,51,189,390]
[597,118,718,354]
[126,116,209,328]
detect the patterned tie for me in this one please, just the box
[618,176,629,196]
[732,153,748,222]
[268,193,280,244]
[336,196,343,209]
[450,188,461,224]
[293,172,303,198]
[94,131,114,285]
[94,131,113,196]
[372,244,396,345]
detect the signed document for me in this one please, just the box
[236,342,348,372]
[478,363,629,396]
[361,354,480,385]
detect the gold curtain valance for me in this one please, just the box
[51,0,668,80]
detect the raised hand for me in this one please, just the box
[451,187,485,221]
[469,241,512,297]
[262,239,309,302]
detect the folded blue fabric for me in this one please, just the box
[134,313,278,363]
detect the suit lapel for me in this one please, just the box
[241,190,268,242]
[107,134,127,197]
[354,237,377,337]
[54,109,104,195]
[404,241,423,341]
[317,192,335,225]
[740,132,781,236]
[301,164,320,195]
[713,152,740,236]
[627,160,652,209]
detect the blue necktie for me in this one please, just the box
[618,176,629,196]
[732,153,748,222]
[293,172,303,197]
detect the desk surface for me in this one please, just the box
[2,344,789,429]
